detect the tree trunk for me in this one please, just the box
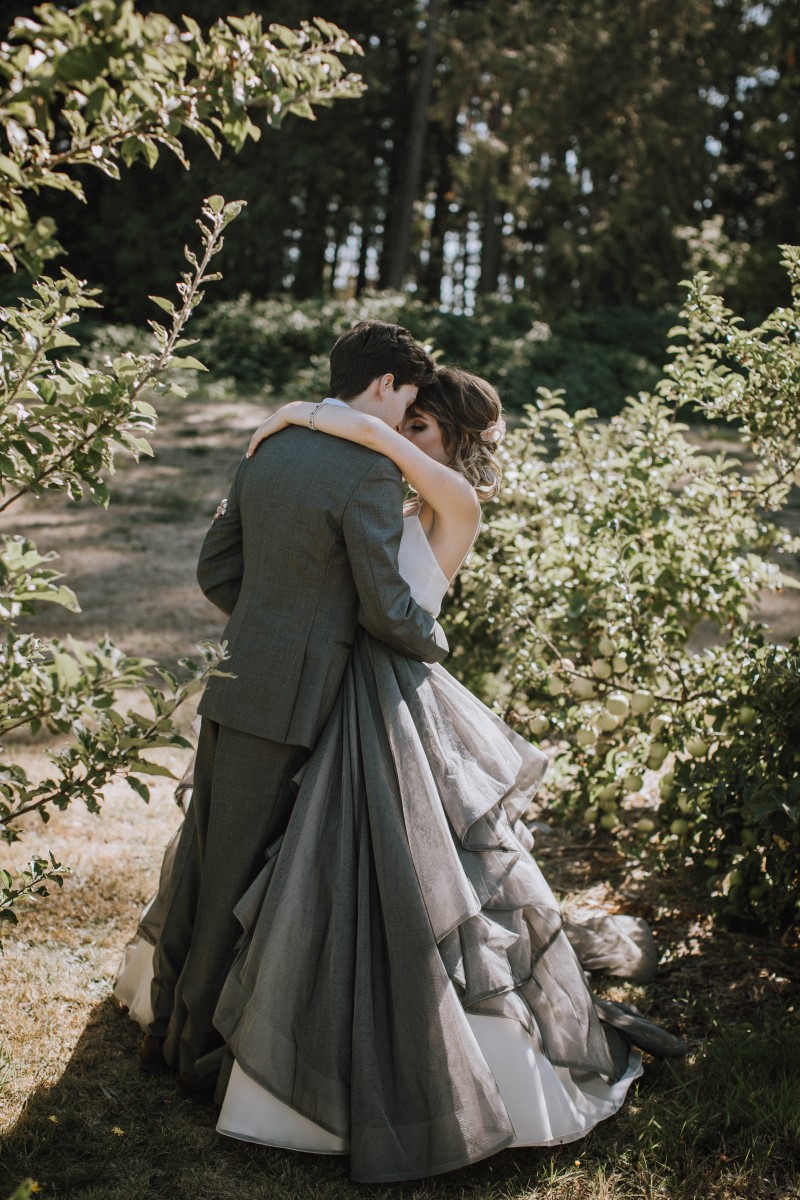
[327,210,352,295]
[381,0,442,291]
[419,122,456,304]
[292,188,329,299]
[478,148,512,297]
[477,176,501,296]
[356,208,372,297]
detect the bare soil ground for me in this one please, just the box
[1,391,798,1199]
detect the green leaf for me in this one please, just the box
[126,777,151,802]
[127,760,177,778]
[269,23,302,49]
[168,355,208,371]
[141,139,159,169]
[149,295,176,315]
[36,586,82,613]
[0,153,24,185]
[50,650,82,689]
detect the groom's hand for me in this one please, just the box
[198,460,245,616]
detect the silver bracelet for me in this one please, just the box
[308,401,326,430]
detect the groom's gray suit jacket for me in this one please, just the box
[196,424,448,748]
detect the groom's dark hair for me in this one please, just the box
[329,320,435,400]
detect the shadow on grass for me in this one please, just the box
[2,999,799,1200]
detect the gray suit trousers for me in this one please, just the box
[149,718,308,1074]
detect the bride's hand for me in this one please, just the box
[212,498,227,522]
[246,401,306,458]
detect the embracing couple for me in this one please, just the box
[115,319,684,1184]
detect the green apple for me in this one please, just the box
[597,636,615,657]
[669,818,688,835]
[597,711,619,732]
[606,693,630,717]
[686,735,709,758]
[599,794,618,812]
[599,812,619,830]
[631,691,655,714]
[623,772,643,792]
[612,655,628,674]
[677,795,692,814]
[649,714,668,735]
[647,742,669,767]
[737,705,757,727]
[598,784,618,802]
[583,805,599,823]
[572,676,596,699]
[529,715,550,736]
[547,676,565,696]
[591,658,612,679]
[575,726,599,746]
[636,817,656,834]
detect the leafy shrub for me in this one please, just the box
[194,294,406,396]
[659,633,800,929]
[447,251,800,931]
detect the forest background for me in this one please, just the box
[9,0,800,413]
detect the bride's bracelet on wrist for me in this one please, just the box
[308,401,326,431]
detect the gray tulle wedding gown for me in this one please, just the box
[115,512,684,1184]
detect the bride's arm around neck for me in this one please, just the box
[247,400,481,534]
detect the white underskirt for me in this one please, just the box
[115,935,642,1153]
[114,922,159,1030]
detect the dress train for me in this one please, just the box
[116,631,683,1183]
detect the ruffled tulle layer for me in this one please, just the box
[115,939,643,1161]
[216,1014,645,1155]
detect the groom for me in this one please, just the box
[142,320,448,1094]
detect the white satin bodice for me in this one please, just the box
[397,514,450,618]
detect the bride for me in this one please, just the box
[116,365,684,1184]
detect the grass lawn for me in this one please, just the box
[1,387,799,1200]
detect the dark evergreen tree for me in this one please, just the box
[8,0,800,319]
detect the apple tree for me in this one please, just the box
[0,1,364,932]
[452,251,800,929]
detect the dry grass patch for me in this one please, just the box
[2,750,797,1200]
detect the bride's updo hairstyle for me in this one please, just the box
[415,365,505,501]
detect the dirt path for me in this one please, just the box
[8,391,268,665]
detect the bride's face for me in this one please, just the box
[401,407,451,465]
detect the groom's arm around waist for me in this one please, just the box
[196,456,245,616]
[342,456,448,663]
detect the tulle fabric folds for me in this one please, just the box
[212,631,644,1182]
